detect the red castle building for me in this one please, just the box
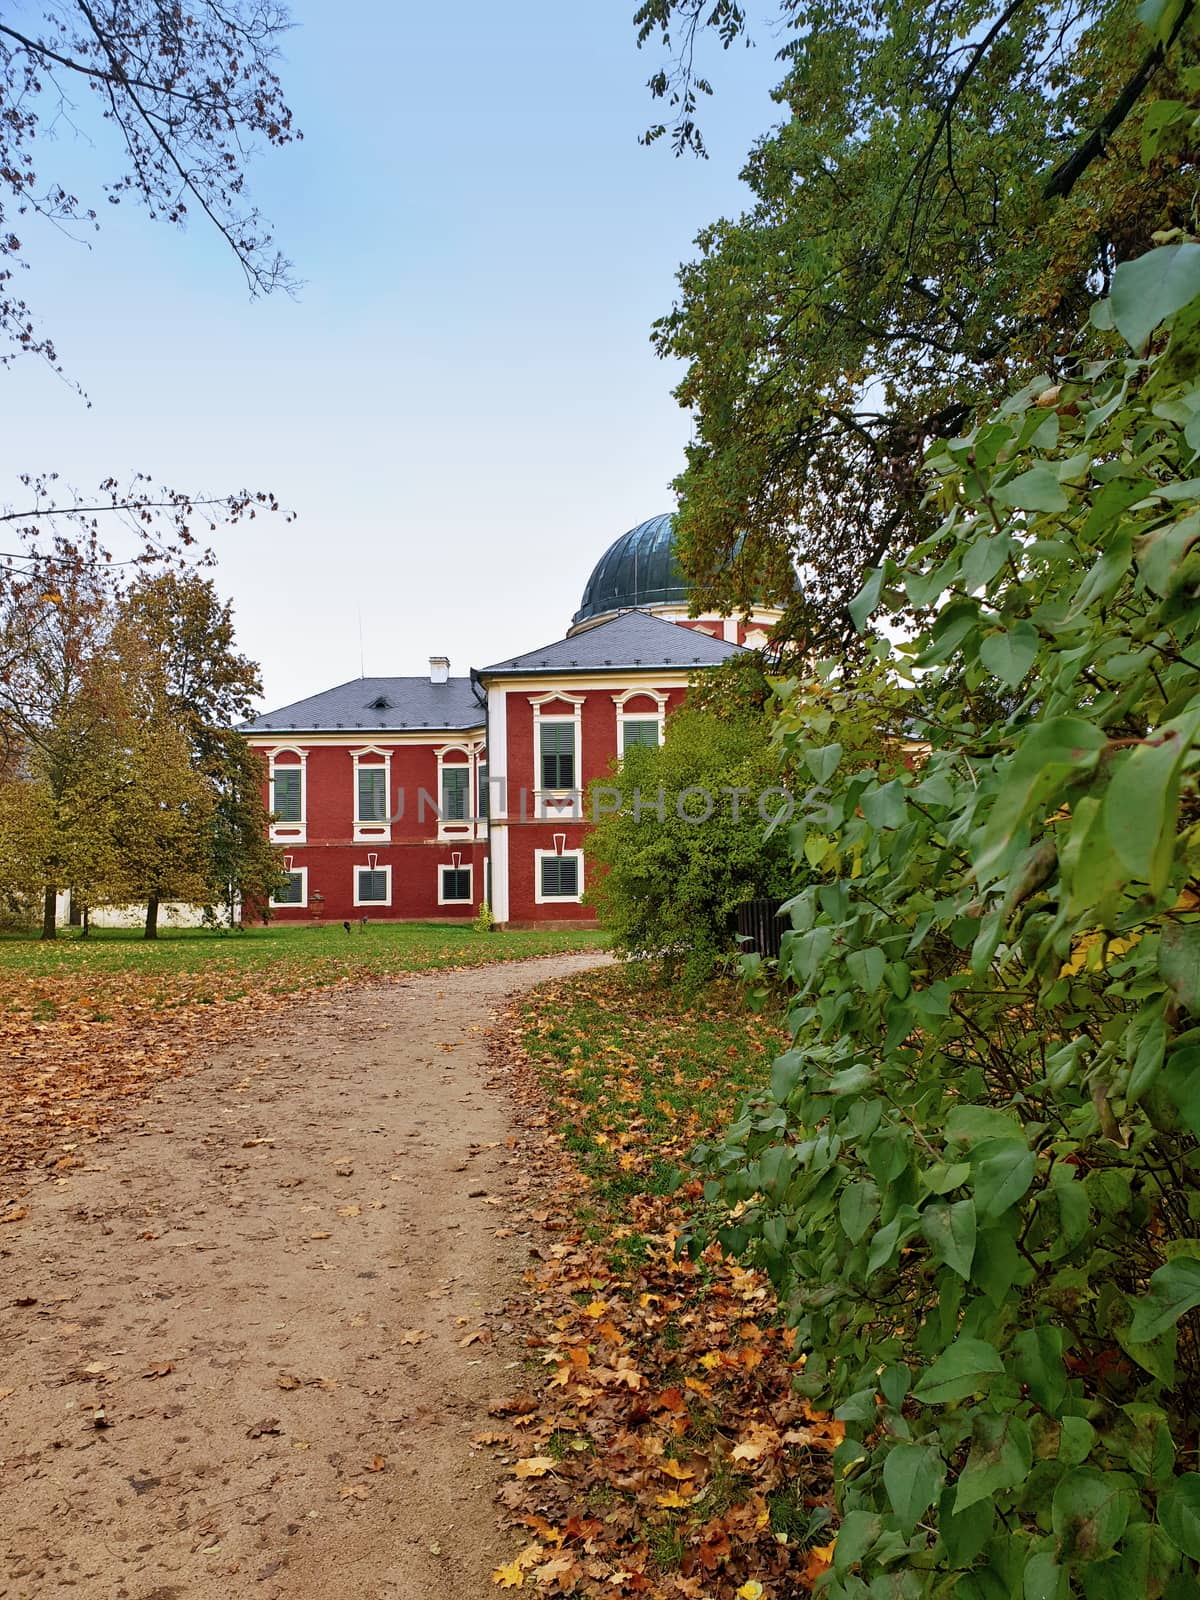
[240,515,781,926]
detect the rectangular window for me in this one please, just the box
[273,768,302,821]
[441,867,472,902]
[622,719,661,750]
[540,722,575,791]
[356,869,390,903]
[357,766,387,821]
[540,854,579,899]
[272,869,306,907]
[477,763,489,819]
[442,766,469,820]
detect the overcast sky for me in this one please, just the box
[3,1,784,711]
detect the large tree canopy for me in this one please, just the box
[639,0,1199,647]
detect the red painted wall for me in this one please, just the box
[499,683,688,924]
[265,841,488,924]
[255,738,486,923]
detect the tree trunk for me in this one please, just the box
[82,904,90,938]
[41,885,57,941]
[144,894,159,941]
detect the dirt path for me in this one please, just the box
[0,950,609,1600]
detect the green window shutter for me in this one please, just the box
[358,766,386,821]
[622,719,660,749]
[477,764,489,819]
[273,768,302,821]
[277,871,303,904]
[357,869,389,903]
[442,766,468,820]
[540,854,579,898]
[441,868,471,901]
[540,722,575,790]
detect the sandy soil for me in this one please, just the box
[0,950,609,1600]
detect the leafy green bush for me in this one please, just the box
[694,239,1200,1595]
[585,657,795,987]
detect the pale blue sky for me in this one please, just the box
[4,1,784,709]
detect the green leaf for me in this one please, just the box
[839,1180,879,1244]
[1110,242,1200,352]
[991,465,1070,513]
[1023,1549,1062,1600]
[1103,710,1200,895]
[1136,512,1200,595]
[1158,1473,1200,1560]
[1164,1045,1200,1135]
[921,1198,977,1281]
[912,1337,1004,1404]
[806,742,843,784]
[938,1486,994,1568]
[832,1510,882,1573]
[945,1106,1023,1147]
[847,945,887,994]
[849,567,886,632]
[953,1410,1032,1513]
[1079,1522,1180,1600]
[1050,1469,1131,1560]
[883,1443,945,1532]
[1129,1256,1200,1342]
[1011,1325,1068,1413]
[770,1051,804,1103]
[972,1139,1037,1219]
[862,779,907,830]
[978,717,1107,880]
[979,621,1039,687]
[1161,921,1200,1012]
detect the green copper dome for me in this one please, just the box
[573,514,689,625]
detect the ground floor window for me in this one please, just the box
[439,865,473,903]
[535,849,583,903]
[354,865,391,906]
[272,868,307,907]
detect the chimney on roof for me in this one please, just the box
[429,656,450,685]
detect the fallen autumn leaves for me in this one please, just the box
[485,968,838,1598]
[0,924,603,1192]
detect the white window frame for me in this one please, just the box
[534,846,584,905]
[435,744,475,842]
[353,860,392,908]
[267,747,307,844]
[271,865,308,909]
[613,687,667,758]
[437,861,474,905]
[531,693,584,820]
[352,746,392,843]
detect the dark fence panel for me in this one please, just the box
[735,898,788,959]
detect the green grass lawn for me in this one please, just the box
[0,921,607,1012]
[520,965,785,1256]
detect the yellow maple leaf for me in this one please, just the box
[656,1488,694,1508]
[513,1456,556,1478]
[659,1458,696,1480]
[491,1561,525,1588]
[736,1583,764,1600]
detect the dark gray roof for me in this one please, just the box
[240,676,484,734]
[478,610,745,676]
